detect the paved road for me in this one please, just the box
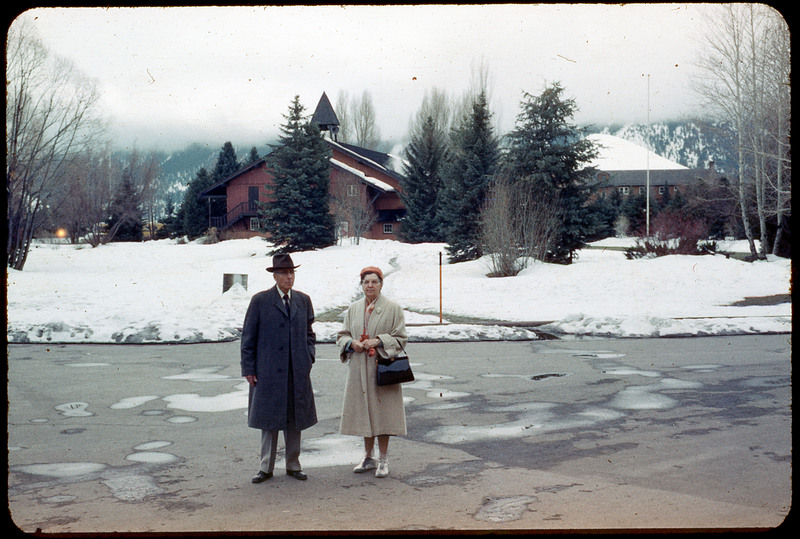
[7,335,791,533]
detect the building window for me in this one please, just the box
[337,220,349,238]
[619,186,630,195]
[658,186,665,195]
[639,186,646,195]
[347,184,357,197]
[250,218,259,231]
[383,223,394,234]
[674,186,679,192]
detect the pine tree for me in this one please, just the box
[504,83,599,263]
[107,173,143,242]
[159,196,180,238]
[245,146,260,166]
[208,142,240,219]
[398,115,449,243]
[440,91,499,262]
[260,96,335,252]
[212,141,241,182]
[181,167,214,238]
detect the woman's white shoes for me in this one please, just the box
[354,456,389,477]
[353,456,378,473]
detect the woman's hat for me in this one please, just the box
[360,266,383,281]
[267,254,300,272]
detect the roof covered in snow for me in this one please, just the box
[587,133,688,171]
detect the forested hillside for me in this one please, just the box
[595,120,737,173]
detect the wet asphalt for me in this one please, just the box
[7,334,792,533]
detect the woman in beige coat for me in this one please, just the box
[337,266,407,478]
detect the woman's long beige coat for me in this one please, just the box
[337,294,407,437]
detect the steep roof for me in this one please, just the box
[198,139,407,201]
[310,92,340,131]
[330,159,396,193]
[325,139,405,183]
[587,134,687,171]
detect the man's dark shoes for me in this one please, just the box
[286,470,307,481]
[251,471,273,483]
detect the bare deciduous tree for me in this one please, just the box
[129,150,162,240]
[50,148,113,245]
[351,90,382,149]
[335,91,351,143]
[6,18,105,269]
[694,4,790,258]
[480,175,561,277]
[330,180,377,245]
[49,148,161,246]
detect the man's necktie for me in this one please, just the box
[283,295,290,318]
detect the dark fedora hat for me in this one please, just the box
[267,253,300,272]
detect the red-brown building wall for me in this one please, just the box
[225,163,274,210]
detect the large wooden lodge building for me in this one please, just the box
[198,93,406,241]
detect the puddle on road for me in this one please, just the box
[474,495,537,523]
[125,451,179,464]
[42,495,77,504]
[166,416,198,423]
[405,376,471,400]
[602,368,660,378]
[425,403,625,444]
[162,367,232,383]
[610,378,703,410]
[65,363,110,368]
[682,364,722,373]
[55,402,93,417]
[14,439,181,502]
[111,396,159,409]
[16,462,106,478]
[482,373,571,381]
[134,441,172,451]
[102,473,163,501]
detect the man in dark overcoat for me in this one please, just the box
[241,253,317,483]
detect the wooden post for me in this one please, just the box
[439,251,443,324]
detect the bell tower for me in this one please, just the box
[311,92,340,141]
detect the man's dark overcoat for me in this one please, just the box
[240,286,318,431]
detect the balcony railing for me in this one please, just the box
[210,201,259,230]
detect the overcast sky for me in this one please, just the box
[17,4,718,152]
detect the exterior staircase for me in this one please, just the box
[210,201,259,230]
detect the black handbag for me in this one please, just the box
[377,348,414,386]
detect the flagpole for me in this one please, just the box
[646,74,651,237]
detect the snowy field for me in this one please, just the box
[6,236,791,344]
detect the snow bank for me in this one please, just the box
[6,237,791,344]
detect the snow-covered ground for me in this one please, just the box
[6,236,791,344]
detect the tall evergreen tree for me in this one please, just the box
[439,91,499,262]
[107,173,143,242]
[245,146,260,166]
[260,96,335,252]
[398,115,449,243]
[181,167,214,238]
[212,141,241,182]
[208,141,240,219]
[159,196,180,238]
[504,83,598,263]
